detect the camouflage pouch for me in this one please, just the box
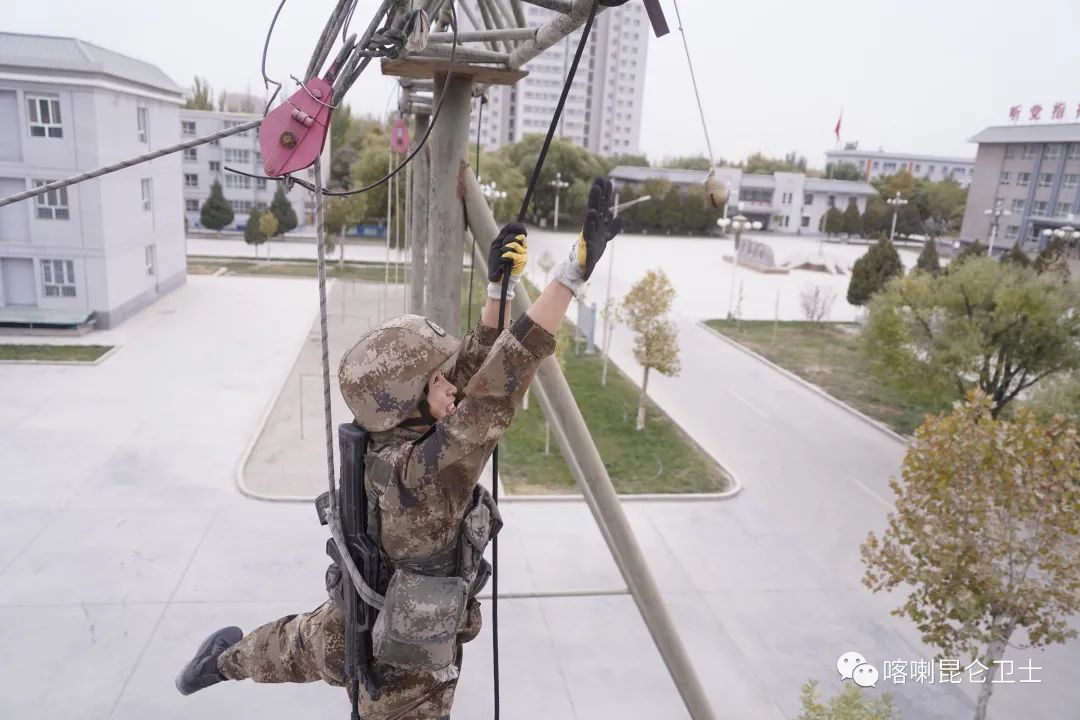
[459,485,503,596]
[372,569,468,671]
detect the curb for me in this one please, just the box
[698,322,908,446]
[234,280,338,503]
[0,345,120,366]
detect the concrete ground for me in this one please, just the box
[1,265,1074,719]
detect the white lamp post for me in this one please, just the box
[718,212,762,320]
[886,192,908,243]
[549,172,570,229]
[1040,225,1080,252]
[984,198,1011,255]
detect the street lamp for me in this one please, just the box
[717,213,762,320]
[600,193,653,387]
[1040,225,1080,252]
[886,192,908,243]
[480,178,507,220]
[984,198,1011,255]
[549,172,570,229]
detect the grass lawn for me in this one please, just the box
[187,257,408,282]
[463,275,727,494]
[0,344,112,362]
[705,319,945,436]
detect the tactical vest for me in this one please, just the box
[316,422,502,695]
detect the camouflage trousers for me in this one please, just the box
[217,600,459,720]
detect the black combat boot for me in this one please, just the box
[175,626,243,695]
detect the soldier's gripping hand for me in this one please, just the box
[487,222,528,299]
[554,177,623,296]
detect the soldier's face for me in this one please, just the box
[426,370,458,421]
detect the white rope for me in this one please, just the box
[671,0,714,168]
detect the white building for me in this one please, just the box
[471,2,650,156]
[0,32,185,329]
[179,108,328,232]
[825,147,975,187]
[610,165,878,235]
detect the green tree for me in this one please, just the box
[269,184,298,236]
[199,180,233,231]
[872,171,916,200]
[862,257,1080,414]
[914,239,941,276]
[861,198,889,238]
[797,679,899,720]
[1029,370,1080,425]
[351,125,392,222]
[862,392,1080,720]
[323,194,369,265]
[660,155,711,171]
[951,241,987,268]
[999,243,1031,268]
[258,211,278,242]
[606,153,651,169]
[894,203,924,237]
[619,269,681,431]
[1033,237,1071,283]
[824,162,865,182]
[820,207,844,236]
[501,135,607,223]
[846,238,903,306]
[244,207,267,256]
[183,76,214,110]
[742,151,807,174]
[841,198,863,237]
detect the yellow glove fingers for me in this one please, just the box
[503,241,526,254]
[514,234,527,245]
[501,250,527,275]
[576,233,587,268]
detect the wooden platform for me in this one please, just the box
[381,57,527,85]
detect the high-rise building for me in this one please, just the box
[0,32,185,329]
[960,123,1080,250]
[470,2,650,156]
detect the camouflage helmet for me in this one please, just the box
[339,314,460,431]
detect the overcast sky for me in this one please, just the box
[9,0,1080,167]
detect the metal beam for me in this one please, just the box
[413,45,511,63]
[410,113,431,316]
[429,27,539,42]
[456,0,499,52]
[478,0,516,53]
[509,0,527,27]
[427,72,472,335]
[461,169,717,720]
[509,0,606,69]
[519,0,573,13]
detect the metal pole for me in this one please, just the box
[462,170,716,720]
[727,229,740,320]
[889,207,898,244]
[554,184,561,229]
[428,72,473,334]
[384,152,394,320]
[410,113,430,316]
[601,191,618,386]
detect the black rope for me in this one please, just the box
[489,5,601,719]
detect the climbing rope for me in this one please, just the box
[671,0,714,168]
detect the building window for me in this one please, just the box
[1017,172,1031,187]
[209,161,221,172]
[224,149,251,164]
[184,173,198,188]
[182,120,196,136]
[1022,144,1037,160]
[185,199,199,212]
[33,181,69,219]
[146,246,156,276]
[801,215,810,228]
[999,171,1011,185]
[26,95,63,138]
[915,164,922,173]
[1033,201,1048,215]
[1046,144,1062,159]
[1069,145,1080,160]
[137,106,149,143]
[1065,174,1079,189]
[872,161,879,169]
[1011,199,1025,213]
[225,174,252,189]
[229,200,253,213]
[927,165,935,175]
[41,259,76,297]
[803,193,813,205]
[255,177,267,190]
[141,178,153,210]
[827,195,836,208]
[1004,144,1017,159]
[1056,202,1072,217]
[1005,225,1019,240]
[184,148,197,161]
[1039,173,1053,187]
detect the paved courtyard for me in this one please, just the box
[0,267,1073,719]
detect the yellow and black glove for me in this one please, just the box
[487,222,528,299]
[555,177,622,295]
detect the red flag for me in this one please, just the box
[834,109,843,142]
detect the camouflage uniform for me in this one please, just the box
[218,313,555,720]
